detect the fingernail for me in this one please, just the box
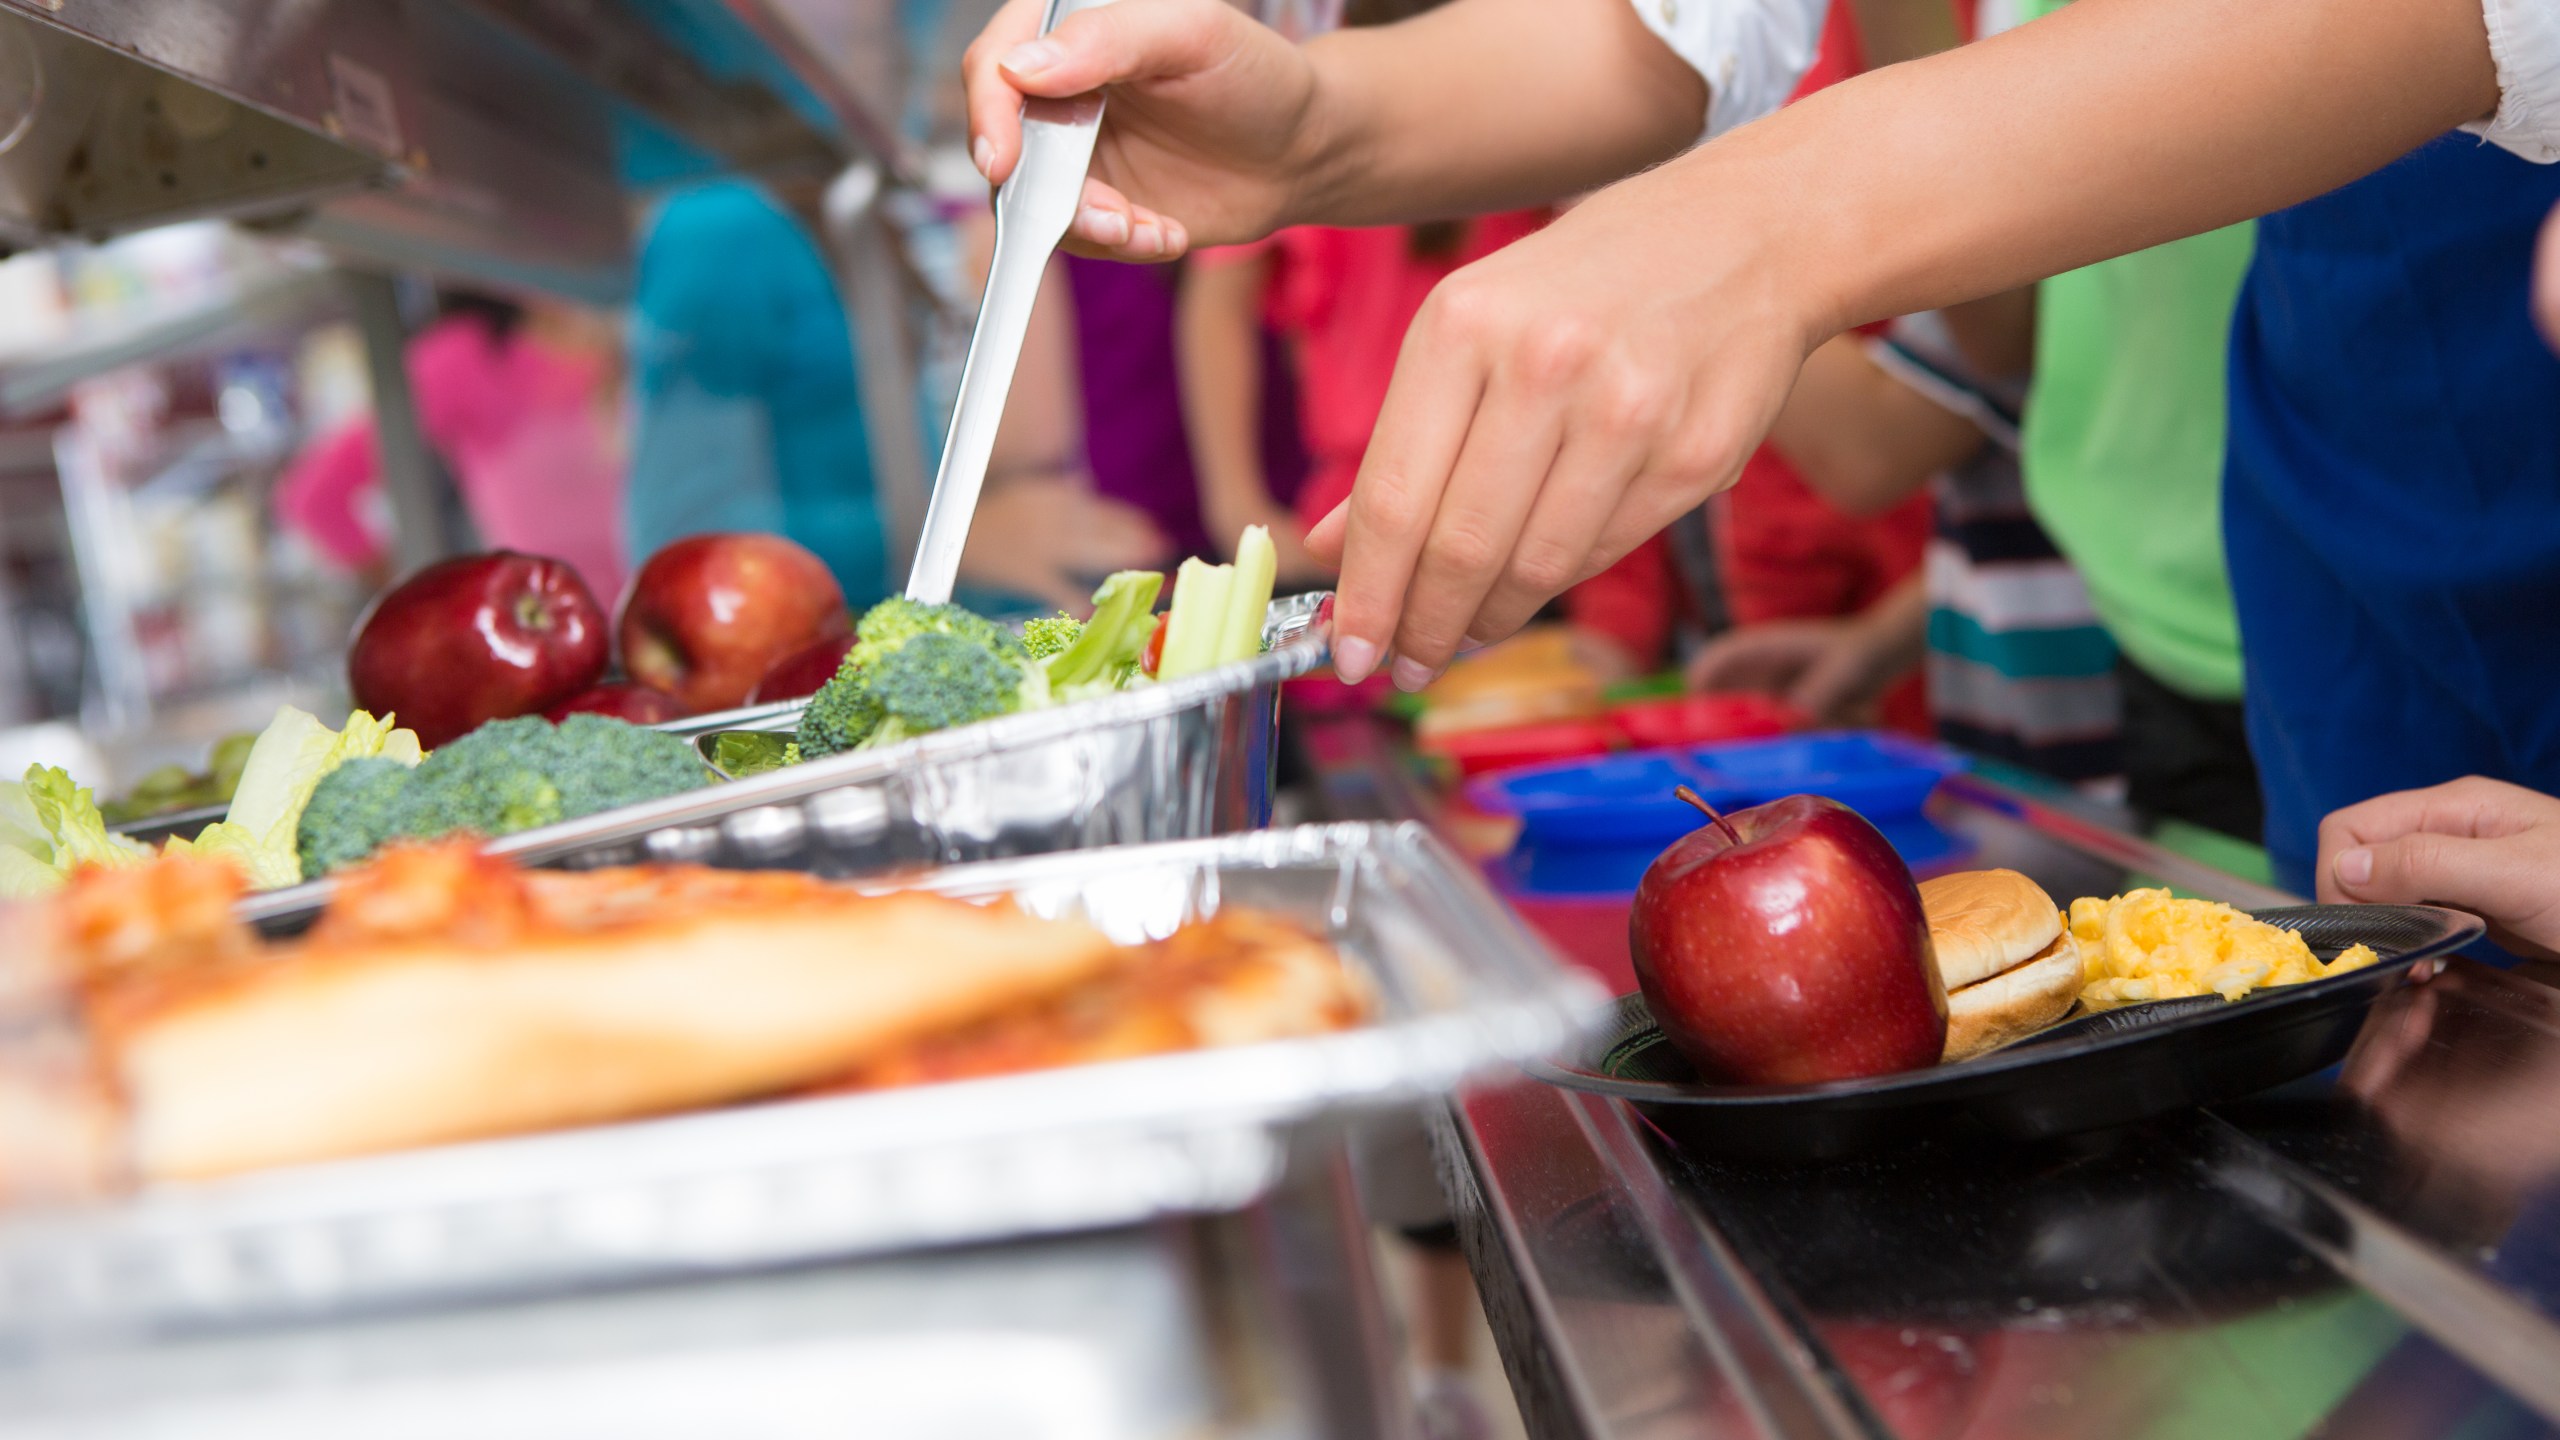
[1392,657,1436,694]
[1163,219,1188,254]
[1002,40,1061,76]
[1334,637,1378,683]
[1130,218,1165,256]
[2337,847,2373,888]
[972,137,995,180]
[1079,205,1129,246]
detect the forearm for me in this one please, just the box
[1293,0,1706,227]
[1855,569,1931,678]
[1175,260,1280,533]
[1939,287,2036,384]
[1690,0,2497,345]
[988,257,1087,482]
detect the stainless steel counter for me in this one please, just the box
[0,1142,1409,1438]
[1302,714,2560,1439]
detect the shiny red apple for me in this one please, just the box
[748,631,859,704]
[1630,790,1945,1085]
[348,552,608,748]
[617,534,850,714]
[544,682,689,725]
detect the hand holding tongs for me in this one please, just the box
[905,0,1120,604]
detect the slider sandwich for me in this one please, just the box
[1918,869,2083,1062]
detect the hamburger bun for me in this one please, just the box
[1919,869,2081,1062]
[1918,869,2065,989]
[1941,936,2082,1063]
[1412,628,1605,739]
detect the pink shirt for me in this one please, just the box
[275,315,626,600]
[1199,212,1551,532]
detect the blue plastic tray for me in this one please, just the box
[1469,731,1971,898]
[1500,815,1974,898]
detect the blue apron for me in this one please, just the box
[2224,135,2560,896]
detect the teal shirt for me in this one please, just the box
[625,181,891,607]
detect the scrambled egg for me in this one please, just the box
[2066,889,2380,1011]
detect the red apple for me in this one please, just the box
[348,552,608,748]
[1630,790,1945,1085]
[748,632,859,704]
[618,534,850,714]
[545,682,690,725]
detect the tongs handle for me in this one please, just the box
[905,0,1120,604]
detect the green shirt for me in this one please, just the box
[2016,0,2251,702]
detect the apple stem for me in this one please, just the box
[1675,786,1742,845]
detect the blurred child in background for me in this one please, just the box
[276,290,626,600]
[1692,301,2128,789]
[624,179,891,607]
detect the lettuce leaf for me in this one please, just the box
[190,706,425,889]
[710,731,799,778]
[0,765,151,901]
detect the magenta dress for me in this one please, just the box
[1062,256,1306,560]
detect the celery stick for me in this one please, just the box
[1217,525,1279,666]
[1157,557,1235,681]
[1048,569,1163,689]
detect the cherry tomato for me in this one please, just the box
[1142,613,1170,676]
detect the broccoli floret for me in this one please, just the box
[865,630,1024,733]
[292,715,712,874]
[1019,613,1083,661]
[795,597,1029,757]
[295,756,413,878]
[796,667,885,759]
[391,719,569,837]
[849,596,1021,660]
[539,713,710,817]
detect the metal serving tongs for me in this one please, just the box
[905,0,1120,603]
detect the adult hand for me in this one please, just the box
[1302,163,1817,689]
[964,0,1322,261]
[958,473,1171,616]
[2318,776,2560,959]
[1683,618,1899,726]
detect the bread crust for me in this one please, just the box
[1918,869,2064,990]
[97,859,1120,1179]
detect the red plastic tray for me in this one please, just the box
[1606,693,1804,751]
[1421,717,1616,778]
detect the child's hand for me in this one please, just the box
[959,474,1171,616]
[1683,618,1897,726]
[2318,776,2560,959]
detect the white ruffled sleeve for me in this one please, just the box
[2464,0,2560,163]
[1627,0,1830,142]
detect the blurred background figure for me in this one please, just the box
[275,289,627,602]
[1699,0,1940,737]
[1694,299,2128,791]
[624,179,890,609]
[1067,252,1305,566]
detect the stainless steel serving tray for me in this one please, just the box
[0,822,1605,1343]
[233,593,1332,928]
